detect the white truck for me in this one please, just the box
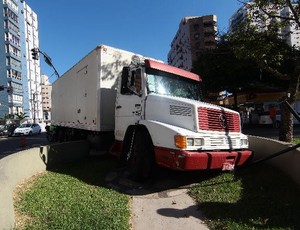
[51,44,252,180]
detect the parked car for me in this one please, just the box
[13,123,41,136]
[0,124,18,137]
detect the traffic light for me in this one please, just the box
[0,85,4,91]
[31,48,39,60]
[6,86,12,94]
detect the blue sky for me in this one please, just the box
[24,0,243,82]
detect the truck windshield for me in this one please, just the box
[146,69,202,101]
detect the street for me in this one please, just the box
[0,132,50,159]
[242,124,300,140]
[1,125,300,160]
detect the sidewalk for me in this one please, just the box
[131,188,209,230]
[105,170,210,230]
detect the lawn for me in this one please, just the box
[14,156,130,230]
[189,137,300,229]
[189,163,300,230]
[14,146,300,230]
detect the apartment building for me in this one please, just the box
[0,0,42,122]
[168,15,218,71]
[41,74,52,121]
[229,1,300,48]
[22,2,42,123]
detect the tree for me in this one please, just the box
[228,0,300,142]
[192,36,286,110]
[15,112,28,122]
[193,37,259,109]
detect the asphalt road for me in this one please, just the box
[242,124,300,139]
[0,132,50,159]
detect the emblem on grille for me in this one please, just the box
[219,114,228,129]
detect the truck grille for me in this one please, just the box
[198,107,240,132]
[170,105,192,116]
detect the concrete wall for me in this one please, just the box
[248,135,300,188]
[0,148,46,230]
[1,137,300,229]
[0,140,89,230]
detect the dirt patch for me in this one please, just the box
[13,171,46,229]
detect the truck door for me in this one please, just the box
[114,67,144,140]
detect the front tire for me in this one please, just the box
[126,128,155,182]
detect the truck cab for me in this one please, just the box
[110,57,252,181]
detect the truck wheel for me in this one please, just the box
[127,129,155,182]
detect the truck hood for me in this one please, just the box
[145,93,240,133]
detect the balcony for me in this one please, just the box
[203,26,217,33]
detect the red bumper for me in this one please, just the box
[154,147,252,170]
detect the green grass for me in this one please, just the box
[14,156,130,230]
[14,150,300,230]
[293,137,300,144]
[189,164,300,230]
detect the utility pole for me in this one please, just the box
[0,85,13,119]
[29,47,59,123]
[33,93,36,123]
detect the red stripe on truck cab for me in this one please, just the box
[145,59,201,82]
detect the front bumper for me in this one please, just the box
[14,131,28,136]
[154,147,252,170]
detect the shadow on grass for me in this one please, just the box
[45,154,300,229]
[197,164,300,229]
[46,154,222,195]
[46,154,118,187]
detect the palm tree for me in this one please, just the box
[15,112,28,123]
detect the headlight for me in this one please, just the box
[241,139,248,146]
[175,136,205,148]
[194,138,204,146]
[187,138,194,146]
[187,137,204,146]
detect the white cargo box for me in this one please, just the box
[51,44,144,131]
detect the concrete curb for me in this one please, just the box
[0,140,89,230]
[248,135,300,187]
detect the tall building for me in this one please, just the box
[0,0,42,122]
[229,1,300,48]
[41,74,52,122]
[21,2,42,123]
[168,15,218,71]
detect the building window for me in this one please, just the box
[193,24,199,31]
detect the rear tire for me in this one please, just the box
[126,128,155,182]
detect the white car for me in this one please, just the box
[14,123,41,136]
